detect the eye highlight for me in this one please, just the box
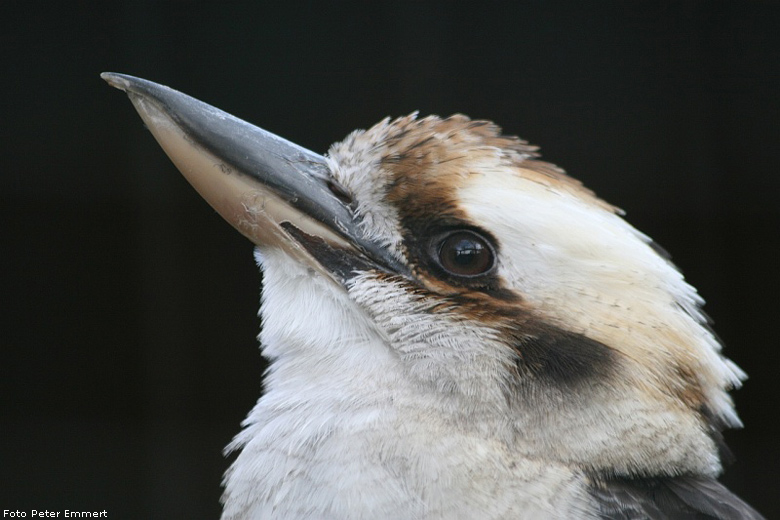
[435,230,495,277]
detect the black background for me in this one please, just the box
[3,2,779,518]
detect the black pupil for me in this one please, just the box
[439,232,493,276]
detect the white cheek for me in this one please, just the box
[458,172,744,427]
[458,173,693,349]
[459,176,649,301]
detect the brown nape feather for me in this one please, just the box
[376,113,616,215]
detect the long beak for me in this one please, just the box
[102,73,404,281]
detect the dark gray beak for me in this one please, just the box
[102,73,404,281]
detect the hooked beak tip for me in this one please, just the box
[101,72,131,91]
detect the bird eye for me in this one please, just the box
[436,231,495,277]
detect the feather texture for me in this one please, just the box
[590,476,764,519]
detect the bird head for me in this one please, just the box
[103,73,746,483]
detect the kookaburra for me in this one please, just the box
[103,73,763,519]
